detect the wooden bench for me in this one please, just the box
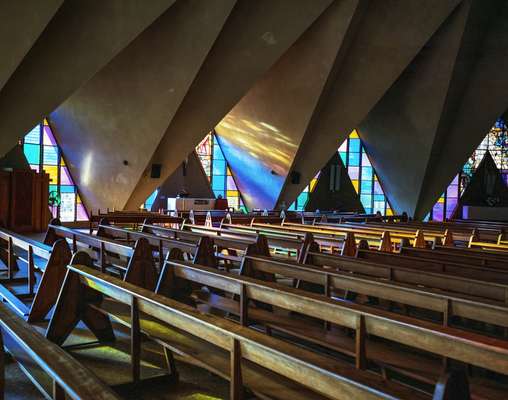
[355,248,508,284]
[0,301,120,400]
[89,210,183,234]
[304,250,508,304]
[156,259,506,398]
[45,254,433,400]
[142,222,270,267]
[45,220,158,290]
[0,228,71,322]
[240,255,508,334]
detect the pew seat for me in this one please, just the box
[191,290,508,400]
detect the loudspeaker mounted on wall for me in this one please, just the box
[150,164,162,179]
[290,171,300,184]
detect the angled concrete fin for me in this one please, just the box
[0,0,176,159]
[358,0,472,216]
[49,0,234,212]
[277,0,461,208]
[0,1,62,92]
[125,0,334,210]
[414,0,508,218]
[214,0,363,210]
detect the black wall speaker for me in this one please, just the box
[150,163,162,179]
[290,171,300,184]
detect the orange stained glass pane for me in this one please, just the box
[42,165,58,183]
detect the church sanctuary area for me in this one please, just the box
[2,1,508,399]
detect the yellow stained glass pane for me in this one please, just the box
[438,197,445,203]
[386,207,393,216]
[77,195,82,204]
[349,130,359,139]
[42,166,58,183]
[310,178,318,192]
[60,158,66,166]
[227,167,232,176]
[227,190,238,197]
[352,180,359,193]
[43,118,49,126]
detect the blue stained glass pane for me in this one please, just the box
[60,185,75,193]
[339,152,347,166]
[361,166,373,180]
[213,189,225,198]
[297,192,308,206]
[348,152,360,166]
[374,194,385,202]
[213,160,226,176]
[212,177,225,192]
[25,126,41,144]
[213,144,225,160]
[49,185,58,193]
[364,207,372,214]
[360,194,372,208]
[360,178,372,194]
[43,145,59,165]
[349,138,360,153]
[24,144,40,164]
[288,202,296,211]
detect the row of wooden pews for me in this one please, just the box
[0,214,506,398]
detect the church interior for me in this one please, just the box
[1,1,508,399]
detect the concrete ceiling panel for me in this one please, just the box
[50,0,236,212]
[358,1,472,216]
[0,1,62,92]
[125,0,333,210]
[277,0,461,208]
[0,0,176,158]
[214,0,363,210]
[414,0,508,218]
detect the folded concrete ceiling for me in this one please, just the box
[0,1,62,92]
[213,0,364,210]
[50,0,235,212]
[413,0,508,218]
[358,0,475,217]
[276,0,461,209]
[0,0,175,159]
[125,0,333,210]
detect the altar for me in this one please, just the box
[167,197,216,211]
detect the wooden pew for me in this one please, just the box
[400,246,508,270]
[0,301,120,400]
[97,219,217,268]
[304,250,508,304]
[0,228,71,322]
[45,219,158,290]
[355,248,508,284]
[157,259,505,398]
[46,254,432,400]
[89,210,183,234]
[179,223,311,260]
[141,222,271,266]
[240,255,508,334]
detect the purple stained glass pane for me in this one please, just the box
[60,166,73,185]
[446,198,458,219]
[451,174,459,185]
[447,184,458,198]
[361,152,371,167]
[43,126,57,146]
[76,204,89,221]
[226,176,237,190]
[374,181,383,195]
[432,203,444,222]
[349,166,359,180]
